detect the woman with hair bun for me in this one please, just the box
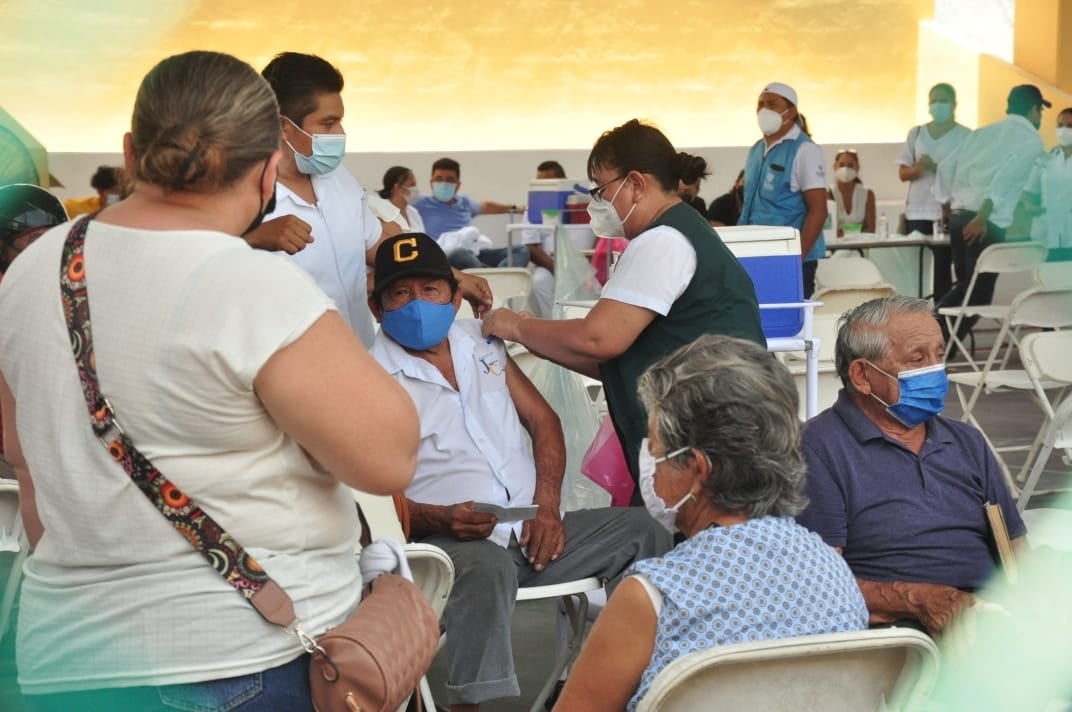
[484,119,764,502]
[0,50,418,710]
[676,152,710,216]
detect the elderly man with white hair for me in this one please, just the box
[797,296,1027,635]
[737,81,829,297]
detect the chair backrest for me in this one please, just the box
[635,628,939,712]
[975,242,1049,275]
[351,490,407,543]
[1020,331,1072,386]
[815,256,887,290]
[1007,287,1072,330]
[1035,261,1072,289]
[463,268,533,309]
[812,286,897,316]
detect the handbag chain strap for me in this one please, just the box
[59,216,316,644]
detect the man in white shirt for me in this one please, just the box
[368,232,669,712]
[738,82,829,297]
[244,53,491,346]
[934,84,1048,344]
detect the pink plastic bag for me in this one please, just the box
[591,237,629,285]
[580,415,635,506]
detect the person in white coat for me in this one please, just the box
[1022,107,1072,262]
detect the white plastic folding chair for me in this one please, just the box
[1035,261,1072,290]
[938,242,1048,371]
[351,491,455,712]
[0,479,27,645]
[1015,332,1072,510]
[815,256,888,291]
[947,288,1072,490]
[635,628,939,712]
[463,267,533,310]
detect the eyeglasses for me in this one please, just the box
[588,175,627,201]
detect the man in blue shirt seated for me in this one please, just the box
[797,295,1027,636]
[368,232,669,712]
[415,157,531,270]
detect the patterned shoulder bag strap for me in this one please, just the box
[59,216,314,644]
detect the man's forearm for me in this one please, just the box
[529,419,565,511]
[800,210,825,257]
[408,499,448,540]
[856,578,972,634]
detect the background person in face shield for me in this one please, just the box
[737,82,829,298]
[554,334,868,712]
[796,296,1028,636]
[482,119,764,506]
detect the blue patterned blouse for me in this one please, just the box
[627,516,869,709]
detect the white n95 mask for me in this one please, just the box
[835,166,857,183]
[757,108,787,136]
[638,437,692,533]
[586,179,635,239]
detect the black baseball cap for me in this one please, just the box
[372,232,456,298]
[1007,84,1052,111]
[0,183,67,244]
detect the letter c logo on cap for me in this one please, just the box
[393,237,419,263]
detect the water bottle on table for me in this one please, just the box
[878,212,889,239]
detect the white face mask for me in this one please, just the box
[586,178,636,239]
[1057,127,1072,147]
[757,107,787,136]
[638,437,692,533]
[104,193,121,206]
[835,166,857,183]
[404,185,421,206]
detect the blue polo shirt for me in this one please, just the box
[415,194,481,239]
[797,390,1025,591]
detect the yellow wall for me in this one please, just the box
[0,0,932,153]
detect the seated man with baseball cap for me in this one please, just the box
[368,232,669,712]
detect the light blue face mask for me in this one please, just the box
[381,298,456,351]
[284,116,346,176]
[431,181,457,202]
[929,102,953,123]
[866,361,949,427]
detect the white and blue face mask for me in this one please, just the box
[284,116,346,176]
[381,298,456,351]
[866,361,949,427]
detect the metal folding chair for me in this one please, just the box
[947,289,1072,492]
[938,242,1048,371]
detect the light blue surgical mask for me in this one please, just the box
[929,102,953,123]
[431,181,457,202]
[284,116,346,175]
[866,361,948,427]
[381,298,456,351]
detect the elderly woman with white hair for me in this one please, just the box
[554,334,868,712]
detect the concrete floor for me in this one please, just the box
[1,368,1069,711]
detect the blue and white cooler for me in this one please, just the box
[717,225,805,339]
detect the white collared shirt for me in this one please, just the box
[760,124,827,193]
[266,166,382,346]
[370,319,536,548]
[934,114,1044,228]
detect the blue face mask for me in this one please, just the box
[431,181,457,202]
[928,102,953,123]
[284,117,346,175]
[381,298,456,351]
[866,361,948,427]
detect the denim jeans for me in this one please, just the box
[24,654,312,712]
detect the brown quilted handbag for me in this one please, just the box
[310,573,440,712]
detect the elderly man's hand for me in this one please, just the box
[445,501,498,541]
[482,307,529,343]
[961,216,988,244]
[521,504,565,572]
[243,215,314,254]
[455,270,493,317]
[907,582,976,634]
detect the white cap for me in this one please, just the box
[761,82,798,106]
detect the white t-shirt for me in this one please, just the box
[370,320,536,549]
[601,225,697,315]
[267,166,382,346]
[1026,146,1072,249]
[896,122,970,220]
[0,220,361,693]
[830,182,870,226]
[367,194,426,234]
